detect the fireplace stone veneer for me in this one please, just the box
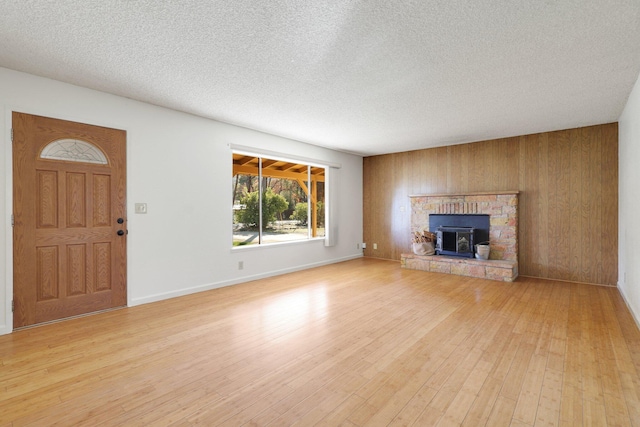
[401,191,519,282]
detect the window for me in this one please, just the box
[232,152,326,247]
[40,139,108,164]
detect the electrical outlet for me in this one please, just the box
[373,243,378,250]
[238,261,244,270]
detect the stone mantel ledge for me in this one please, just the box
[409,191,520,198]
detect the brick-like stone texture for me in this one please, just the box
[452,263,486,278]
[430,260,452,274]
[401,253,518,282]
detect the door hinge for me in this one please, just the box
[12,300,14,312]
[10,128,13,142]
[11,214,14,227]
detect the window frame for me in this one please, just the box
[232,148,329,249]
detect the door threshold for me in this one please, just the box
[13,306,127,331]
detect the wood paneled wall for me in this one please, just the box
[363,123,619,286]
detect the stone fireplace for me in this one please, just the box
[401,191,519,282]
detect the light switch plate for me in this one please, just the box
[135,203,147,214]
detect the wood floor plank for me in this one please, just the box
[312,394,366,427]
[387,383,438,427]
[501,342,537,401]
[560,384,584,426]
[619,373,640,427]
[534,368,563,427]
[513,353,548,424]
[436,389,477,426]
[486,395,518,426]
[461,376,503,426]
[0,258,639,426]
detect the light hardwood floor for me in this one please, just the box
[1,258,639,426]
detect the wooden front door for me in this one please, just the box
[12,112,127,329]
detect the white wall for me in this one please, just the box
[619,72,640,327]
[0,67,363,334]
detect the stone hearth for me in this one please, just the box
[401,191,519,282]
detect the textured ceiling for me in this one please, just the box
[1,1,639,156]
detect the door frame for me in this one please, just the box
[4,107,130,333]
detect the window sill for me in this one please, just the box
[231,237,326,252]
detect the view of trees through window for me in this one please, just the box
[232,153,325,246]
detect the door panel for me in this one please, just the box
[36,171,58,228]
[66,172,87,227]
[36,246,59,300]
[13,112,127,328]
[67,243,87,295]
[93,175,111,226]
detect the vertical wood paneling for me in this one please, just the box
[538,132,550,278]
[66,172,86,228]
[586,127,602,283]
[392,152,411,260]
[435,147,449,193]
[447,144,470,193]
[522,133,540,276]
[579,127,593,282]
[36,246,59,301]
[568,128,582,282]
[93,174,111,227]
[555,130,572,280]
[67,244,87,296]
[363,156,377,256]
[546,131,560,279]
[412,149,428,195]
[94,242,112,291]
[601,127,618,285]
[36,170,58,229]
[362,123,618,285]
[468,142,486,193]
[504,139,520,191]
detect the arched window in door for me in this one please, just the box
[40,139,108,165]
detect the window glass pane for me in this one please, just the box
[260,161,308,244]
[41,138,108,164]
[315,180,326,237]
[233,173,260,246]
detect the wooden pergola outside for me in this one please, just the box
[232,153,325,237]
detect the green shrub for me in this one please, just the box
[235,189,288,227]
[290,202,309,224]
[290,201,324,226]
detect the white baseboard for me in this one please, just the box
[129,254,363,307]
[617,282,640,331]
